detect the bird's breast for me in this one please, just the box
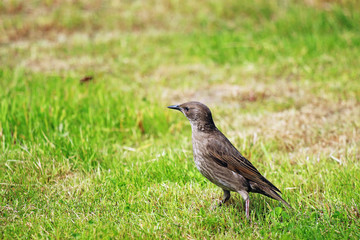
[191,133,250,192]
[191,136,206,170]
[191,137,221,183]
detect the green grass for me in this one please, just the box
[1,0,360,239]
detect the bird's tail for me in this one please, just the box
[267,189,293,209]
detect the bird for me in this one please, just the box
[168,101,292,219]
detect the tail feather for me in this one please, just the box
[267,189,293,209]
[249,181,293,209]
[260,176,281,193]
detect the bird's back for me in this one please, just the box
[192,127,292,208]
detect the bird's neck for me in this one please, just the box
[190,120,216,133]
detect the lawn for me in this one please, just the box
[1,0,360,239]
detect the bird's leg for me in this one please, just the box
[218,189,231,206]
[245,198,250,219]
[238,190,250,220]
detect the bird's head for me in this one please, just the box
[168,101,216,131]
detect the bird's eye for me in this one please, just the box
[184,107,189,112]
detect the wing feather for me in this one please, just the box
[206,135,281,193]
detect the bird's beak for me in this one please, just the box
[167,105,181,111]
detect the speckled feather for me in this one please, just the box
[168,101,292,215]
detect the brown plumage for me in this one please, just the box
[168,101,292,219]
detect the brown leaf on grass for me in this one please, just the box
[137,120,145,134]
[80,76,94,84]
[137,112,145,134]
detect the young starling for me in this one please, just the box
[168,101,292,219]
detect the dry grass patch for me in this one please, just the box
[261,99,358,152]
[0,0,263,44]
[20,55,109,73]
[162,79,308,106]
[165,81,359,160]
[230,99,360,158]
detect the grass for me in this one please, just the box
[1,0,360,238]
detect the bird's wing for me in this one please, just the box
[206,136,281,193]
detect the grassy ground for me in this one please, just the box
[1,0,360,239]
